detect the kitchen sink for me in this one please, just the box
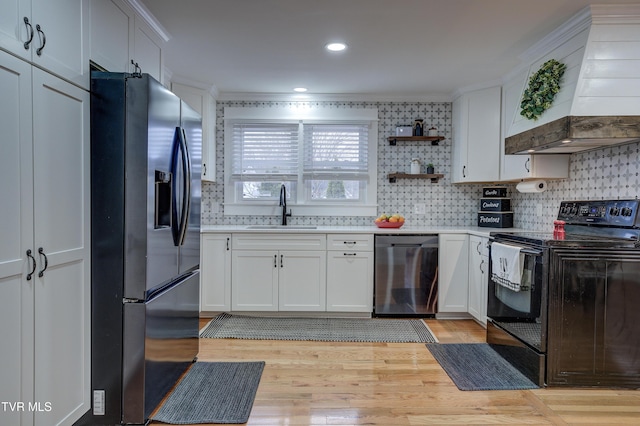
[246,225,317,229]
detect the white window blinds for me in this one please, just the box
[303,123,370,179]
[231,123,299,181]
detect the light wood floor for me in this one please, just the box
[150,318,640,426]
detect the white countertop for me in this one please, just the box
[201,224,524,238]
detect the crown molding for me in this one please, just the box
[170,74,219,98]
[590,4,640,24]
[451,78,503,100]
[125,0,171,42]
[518,6,592,64]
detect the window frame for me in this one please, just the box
[223,106,378,217]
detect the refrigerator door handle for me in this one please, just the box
[177,127,191,246]
[170,127,182,246]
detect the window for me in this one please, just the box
[230,123,299,201]
[303,123,369,202]
[224,107,378,217]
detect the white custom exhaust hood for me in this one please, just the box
[505,5,640,155]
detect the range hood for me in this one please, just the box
[504,5,640,155]
[505,116,640,154]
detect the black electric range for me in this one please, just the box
[487,199,640,388]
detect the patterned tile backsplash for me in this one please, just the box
[201,100,640,231]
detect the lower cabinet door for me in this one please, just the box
[326,251,373,312]
[200,234,231,312]
[231,250,278,311]
[278,251,326,311]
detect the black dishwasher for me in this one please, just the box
[374,235,438,317]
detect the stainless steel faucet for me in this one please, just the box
[279,184,292,225]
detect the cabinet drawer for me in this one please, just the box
[232,233,326,250]
[327,234,374,251]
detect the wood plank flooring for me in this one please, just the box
[149,318,640,426]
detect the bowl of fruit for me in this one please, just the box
[374,214,405,228]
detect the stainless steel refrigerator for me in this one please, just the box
[87,72,201,425]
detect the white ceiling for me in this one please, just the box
[139,0,639,100]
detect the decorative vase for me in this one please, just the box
[410,159,421,174]
[413,119,424,136]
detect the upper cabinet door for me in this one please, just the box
[451,86,501,183]
[133,14,163,82]
[0,0,89,88]
[89,0,134,72]
[0,0,32,61]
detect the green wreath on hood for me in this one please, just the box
[520,59,567,120]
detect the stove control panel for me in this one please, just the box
[558,199,640,227]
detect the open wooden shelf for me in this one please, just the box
[387,135,445,146]
[388,172,444,183]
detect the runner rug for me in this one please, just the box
[200,312,437,343]
[150,361,265,424]
[426,343,539,391]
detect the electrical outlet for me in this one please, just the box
[414,203,426,215]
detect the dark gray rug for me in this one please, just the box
[150,361,265,424]
[201,312,437,343]
[426,343,539,391]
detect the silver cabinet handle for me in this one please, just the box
[480,259,485,274]
[273,254,277,268]
[476,241,482,255]
[35,24,46,56]
[23,17,34,49]
[280,254,284,268]
[343,253,357,256]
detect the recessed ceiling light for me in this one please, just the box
[325,42,347,52]
[293,87,307,92]
[562,139,572,144]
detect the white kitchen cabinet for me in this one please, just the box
[89,0,134,73]
[232,250,279,311]
[89,0,164,82]
[278,250,326,311]
[438,234,469,314]
[326,234,374,312]
[0,0,89,88]
[468,235,489,326]
[171,82,217,182]
[501,155,570,181]
[0,50,90,426]
[132,13,163,82]
[451,86,501,183]
[500,67,569,181]
[231,234,327,312]
[200,233,231,312]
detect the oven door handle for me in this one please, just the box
[520,248,543,256]
[489,241,543,256]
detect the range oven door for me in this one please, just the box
[487,240,548,386]
[487,241,546,352]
